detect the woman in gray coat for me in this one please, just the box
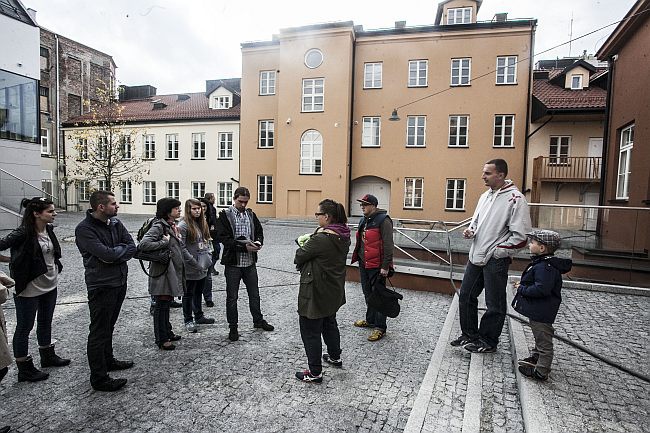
[139,198,197,350]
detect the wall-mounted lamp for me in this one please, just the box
[286,118,292,124]
[230,177,239,183]
[389,109,400,121]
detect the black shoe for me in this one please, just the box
[518,365,548,381]
[195,316,215,325]
[150,305,155,315]
[0,425,10,433]
[107,359,134,371]
[0,366,7,382]
[170,300,182,308]
[254,320,274,331]
[295,369,323,383]
[450,335,472,347]
[322,353,342,368]
[158,342,176,351]
[228,326,239,341]
[464,340,496,353]
[211,268,220,276]
[518,354,539,368]
[39,345,71,368]
[205,300,215,308]
[169,333,182,342]
[92,377,128,392]
[16,357,49,382]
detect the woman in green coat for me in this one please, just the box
[294,199,351,383]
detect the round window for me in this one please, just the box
[304,49,323,69]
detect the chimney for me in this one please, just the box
[395,21,406,29]
[494,13,508,22]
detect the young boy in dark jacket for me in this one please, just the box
[512,230,572,381]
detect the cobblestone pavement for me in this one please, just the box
[519,289,650,433]
[0,212,452,432]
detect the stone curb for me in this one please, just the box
[404,294,459,433]
[462,353,483,433]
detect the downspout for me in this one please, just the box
[55,34,64,208]
[347,29,356,216]
[522,20,536,193]
[599,57,614,206]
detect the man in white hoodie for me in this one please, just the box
[451,159,531,353]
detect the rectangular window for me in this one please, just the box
[364,62,383,89]
[218,182,233,207]
[40,128,50,154]
[496,56,517,84]
[144,181,157,203]
[406,116,426,147]
[120,136,132,160]
[211,95,231,109]
[616,124,634,199]
[493,115,515,147]
[192,133,206,159]
[120,180,132,203]
[451,58,471,86]
[40,47,49,70]
[166,134,179,159]
[165,182,179,200]
[549,136,571,164]
[98,179,108,191]
[258,175,273,203]
[302,78,324,112]
[192,182,206,199]
[404,178,424,209]
[448,115,469,147]
[219,132,233,159]
[259,120,274,148]
[78,138,88,160]
[78,180,90,202]
[447,7,472,24]
[143,134,156,159]
[571,75,582,90]
[446,179,466,210]
[362,117,381,147]
[0,69,38,143]
[39,86,49,112]
[408,60,428,87]
[259,71,276,95]
[97,135,108,160]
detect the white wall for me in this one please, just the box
[0,14,40,79]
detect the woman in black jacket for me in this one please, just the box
[0,197,70,382]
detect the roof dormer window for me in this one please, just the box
[447,7,472,24]
[571,75,582,90]
[211,95,231,109]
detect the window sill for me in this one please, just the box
[259,93,276,96]
[450,84,471,87]
[301,110,325,113]
[165,158,179,160]
[121,201,132,204]
[495,82,518,86]
[608,199,628,203]
[191,158,206,160]
[363,87,383,90]
[256,201,273,205]
[407,85,428,89]
[361,145,381,148]
[142,158,156,161]
[142,202,156,205]
[403,207,423,210]
[405,145,426,148]
[492,145,515,149]
[299,173,323,176]
[445,208,466,212]
[448,145,469,148]
[218,157,234,160]
[257,146,275,149]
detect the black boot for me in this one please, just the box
[16,356,49,382]
[0,366,8,382]
[39,345,71,368]
[0,425,11,433]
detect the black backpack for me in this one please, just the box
[136,217,156,242]
[135,217,169,278]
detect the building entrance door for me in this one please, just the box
[349,176,390,217]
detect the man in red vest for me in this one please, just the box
[351,194,394,341]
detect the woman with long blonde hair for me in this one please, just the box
[178,198,214,332]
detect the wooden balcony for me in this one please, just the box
[531,156,602,203]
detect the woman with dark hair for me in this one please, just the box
[178,198,214,332]
[0,197,70,382]
[294,199,351,383]
[138,197,193,350]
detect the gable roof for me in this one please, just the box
[0,0,37,26]
[435,0,483,25]
[597,0,650,59]
[205,78,241,97]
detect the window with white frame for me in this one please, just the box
[571,75,582,90]
[406,116,426,147]
[258,175,273,203]
[259,71,276,95]
[165,181,178,200]
[192,133,205,159]
[496,56,517,84]
[616,124,634,199]
[302,78,324,112]
[166,134,179,159]
[219,132,233,159]
[364,62,383,89]
[40,128,50,154]
[259,120,274,148]
[98,179,108,192]
[143,181,157,203]
[300,130,323,174]
[549,136,571,164]
[120,136,132,160]
[121,180,132,203]
[404,178,423,209]
[451,58,471,86]
[408,60,428,87]
[362,117,381,147]
[218,182,233,207]
[143,134,156,159]
[212,95,231,109]
[192,182,205,199]
[97,135,108,160]
[78,180,90,202]
[77,138,88,160]
[493,115,515,147]
[447,7,472,24]
[449,115,469,147]
[446,179,466,210]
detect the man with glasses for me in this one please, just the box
[351,194,394,341]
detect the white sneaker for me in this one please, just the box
[185,321,197,333]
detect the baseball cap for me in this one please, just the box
[527,230,561,250]
[357,194,378,207]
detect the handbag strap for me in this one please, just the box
[139,259,169,278]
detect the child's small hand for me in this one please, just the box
[512,281,520,289]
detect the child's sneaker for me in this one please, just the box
[295,369,323,383]
[518,365,548,381]
[322,354,342,368]
[518,354,539,367]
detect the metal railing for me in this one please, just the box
[0,167,58,214]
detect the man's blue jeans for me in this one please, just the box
[458,257,510,348]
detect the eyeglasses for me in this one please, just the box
[314,212,326,216]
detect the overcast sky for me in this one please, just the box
[24,0,635,94]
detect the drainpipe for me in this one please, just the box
[522,20,536,193]
[55,34,63,208]
[599,57,614,207]
[347,29,356,216]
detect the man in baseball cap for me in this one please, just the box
[356,194,379,207]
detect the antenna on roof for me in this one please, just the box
[568,12,574,57]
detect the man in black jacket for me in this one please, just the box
[75,190,136,392]
[215,187,274,341]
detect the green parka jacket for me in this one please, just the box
[294,227,351,319]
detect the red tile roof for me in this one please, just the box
[64,92,240,126]
[533,69,606,110]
